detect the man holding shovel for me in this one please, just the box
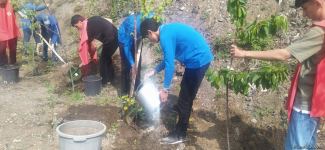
[36,13,61,62]
[231,0,325,149]
[71,15,118,85]
[141,18,213,144]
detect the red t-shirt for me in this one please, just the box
[0,0,20,41]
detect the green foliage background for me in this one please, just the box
[207,0,290,96]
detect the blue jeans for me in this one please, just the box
[285,110,320,150]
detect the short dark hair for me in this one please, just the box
[295,0,309,8]
[70,14,85,26]
[140,18,161,38]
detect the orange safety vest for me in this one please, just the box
[287,22,325,121]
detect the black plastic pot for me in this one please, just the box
[82,75,102,96]
[0,65,19,84]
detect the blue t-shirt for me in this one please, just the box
[118,13,153,67]
[155,23,213,89]
[19,3,47,30]
[48,15,61,44]
[118,14,142,67]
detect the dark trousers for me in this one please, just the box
[100,40,118,84]
[119,39,142,95]
[174,63,210,136]
[0,38,18,65]
[41,25,50,61]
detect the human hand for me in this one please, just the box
[230,44,246,58]
[159,89,169,103]
[79,63,83,68]
[91,58,98,64]
[144,70,155,80]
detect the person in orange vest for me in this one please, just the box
[231,0,325,149]
[0,0,20,66]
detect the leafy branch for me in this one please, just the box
[138,0,173,22]
[119,95,145,124]
[207,0,290,95]
[237,15,288,50]
[207,63,289,95]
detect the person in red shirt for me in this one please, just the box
[0,0,20,66]
[71,15,118,85]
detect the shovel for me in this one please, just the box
[37,32,66,64]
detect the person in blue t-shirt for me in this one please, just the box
[118,13,154,95]
[118,13,142,95]
[17,1,46,55]
[141,18,213,144]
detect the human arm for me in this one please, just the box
[144,58,165,79]
[34,4,46,11]
[25,3,46,11]
[159,34,176,90]
[231,27,325,63]
[230,44,291,61]
[89,40,97,58]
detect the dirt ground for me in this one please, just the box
[0,69,56,149]
[1,57,324,150]
[1,0,325,150]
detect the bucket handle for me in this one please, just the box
[73,136,87,142]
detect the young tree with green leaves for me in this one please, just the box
[207,0,289,96]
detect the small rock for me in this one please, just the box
[191,7,199,14]
[10,113,17,117]
[13,139,21,143]
[251,118,257,124]
[179,6,186,11]
[176,143,186,150]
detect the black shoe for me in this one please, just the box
[160,132,188,145]
[42,58,48,62]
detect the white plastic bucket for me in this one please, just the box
[135,79,161,113]
[56,120,106,150]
